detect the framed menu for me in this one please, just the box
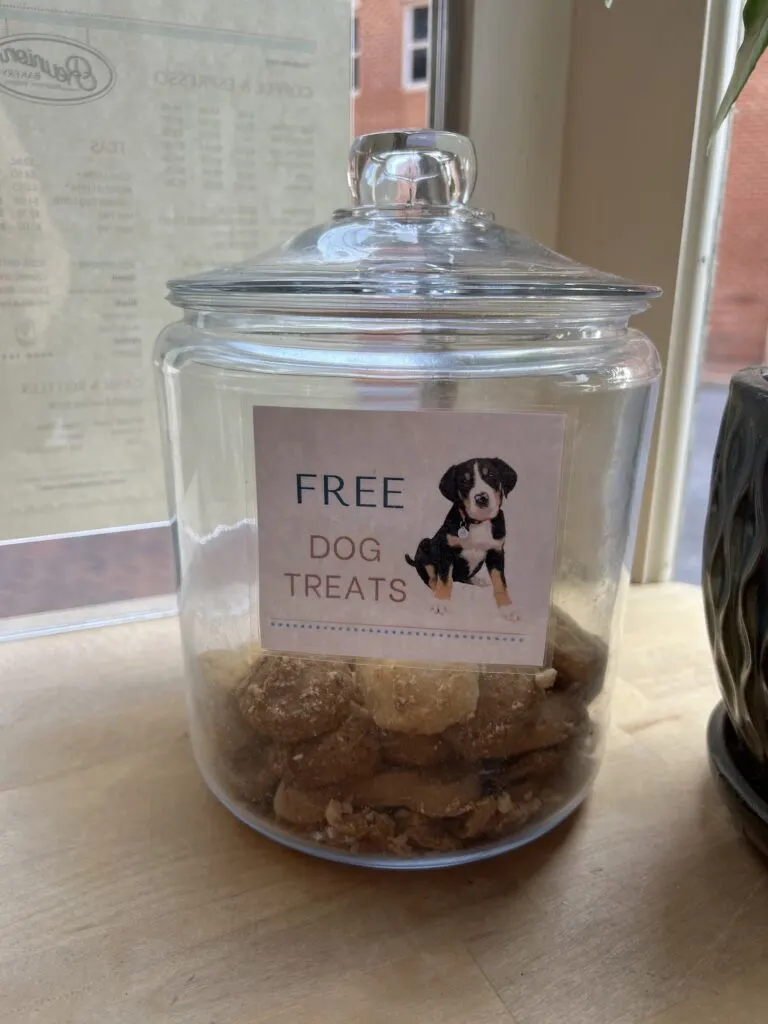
[0,0,350,541]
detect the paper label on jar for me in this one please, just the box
[252,407,566,667]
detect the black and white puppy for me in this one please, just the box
[405,457,518,617]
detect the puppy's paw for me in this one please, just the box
[471,576,491,587]
[430,600,451,616]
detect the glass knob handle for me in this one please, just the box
[348,130,477,209]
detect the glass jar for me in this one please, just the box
[155,130,661,868]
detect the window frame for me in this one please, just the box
[0,0,357,640]
[444,0,742,583]
[0,0,742,643]
[351,11,361,97]
[402,3,431,91]
[632,0,741,581]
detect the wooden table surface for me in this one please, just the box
[2,583,766,1024]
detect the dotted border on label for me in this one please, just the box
[270,621,525,643]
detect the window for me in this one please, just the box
[0,0,352,637]
[352,14,361,94]
[403,4,430,89]
[0,0,733,642]
[675,52,768,584]
[352,0,433,141]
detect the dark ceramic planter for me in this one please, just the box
[703,367,768,849]
[708,703,768,857]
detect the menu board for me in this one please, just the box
[0,0,350,541]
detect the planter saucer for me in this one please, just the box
[707,702,768,859]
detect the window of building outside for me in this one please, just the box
[403,5,430,89]
[675,59,768,584]
[352,0,431,139]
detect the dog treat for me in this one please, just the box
[392,811,465,853]
[357,662,479,735]
[477,791,544,841]
[282,710,381,790]
[324,804,464,855]
[218,743,285,805]
[195,645,260,752]
[197,603,603,858]
[453,796,500,840]
[552,607,608,692]
[198,642,261,693]
[323,802,399,854]
[273,780,342,826]
[238,654,356,743]
[534,668,558,691]
[506,693,584,758]
[380,730,452,768]
[352,767,481,818]
[444,671,541,760]
[500,743,573,784]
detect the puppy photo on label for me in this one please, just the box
[405,457,519,619]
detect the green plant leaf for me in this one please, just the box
[711,0,768,140]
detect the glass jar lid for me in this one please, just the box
[167,130,660,318]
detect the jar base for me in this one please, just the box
[198,756,591,870]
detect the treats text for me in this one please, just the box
[283,533,406,602]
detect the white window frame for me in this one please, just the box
[633,0,741,581]
[402,3,431,91]
[456,0,742,583]
[351,10,361,97]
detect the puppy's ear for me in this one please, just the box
[439,464,459,502]
[492,458,518,496]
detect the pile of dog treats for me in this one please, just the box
[193,608,607,857]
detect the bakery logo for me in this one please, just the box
[0,34,116,104]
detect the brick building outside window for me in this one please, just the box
[352,0,430,137]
